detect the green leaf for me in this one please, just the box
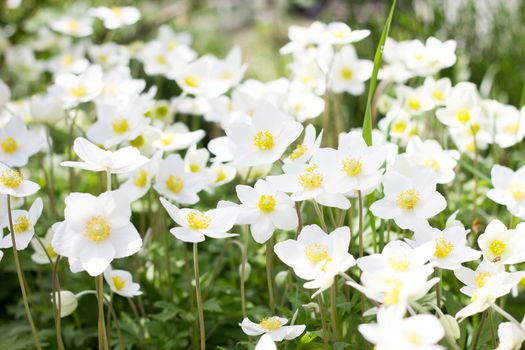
[362,0,397,146]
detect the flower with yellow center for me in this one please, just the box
[388,254,411,272]
[475,272,491,288]
[0,169,23,188]
[13,215,30,234]
[408,97,421,111]
[489,240,506,258]
[423,157,440,171]
[259,317,282,331]
[60,54,74,67]
[509,184,525,201]
[434,238,454,258]
[396,189,420,210]
[67,20,79,32]
[46,245,58,259]
[405,332,422,345]
[393,121,407,133]
[383,279,403,305]
[342,158,362,177]
[156,54,167,65]
[166,175,184,194]
[340,68,353,80]
[159,133,174,146]
[189,164,200,173]
[298,165,323,190]
[187,211,211,230]
[504,122,520,135]
[215,169,227,183]
[432,90,445,101]
[456,108,471,124]
[253,131,274,151]
[304,243,329,264]
[85,216,111,243]
[70,85,88,98]
[111,118,129,134]
[1,137,18,154]
[258,195,276,213]
[112,276,126,290]
[133,169,148,188]
[184,75,200,88]
[289,144,307,160]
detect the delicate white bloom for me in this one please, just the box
[490,102,525,148]
[104,267,142,297]
[255,334,276,350]
[495,317,525,350]
[119,154,159,202]
[0,163,40,197]
[160,197,238,243]
[325,22,370,45]
[208,161,236,187]
[29,94,65,124]
[0,79,10,108]
[225,101,303,166]
[50,16,93,37]
[284,124,322,164]
[88,43,131,71]
[52,291,79,318]
[282,83,325,122]
[487,165,525,218]
[31,223,59,264]
[0,198,43,250]
[47,43,89,76]
[395,84,435,114]
[0,116,44,167]
[61,137,149,174]
[90,6,141,29]
[329,45,373,95]
[378,108,419,145]
[423,77,451,106]
[436,82,486,131]
[239,317,305,341]
[477,219,525,265]
[49,65,103,108]
[235,179,298,244]
[274,225,355,297]
[96,66,145,105]
[154,154,208,205]
[153,123,205,152]
[52,191,142,276]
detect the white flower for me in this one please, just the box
[239,317,305,341]
[95,66,145,105]
[173,56,231,97]
[119,155,159,202]
[282,84,325,122]
[50,16,93,37]
[29,94,65,124]
[49,65,103,108]
[88,43,131,71]
[495,317,525,350]
[435,82,485,131]
[208,161,236,188]
[370,160,446,230]
[51,191,142,276]
[184,144,210,177]
[31,223,59,264]
[0,198,43,250]
[153,154,208,205]
[225,101,303,166]
[61,137,149,174]
[0,163,40,197]
[104,267,142,297]
[491,102,525,148]
[329,45,373,95]
[477,219,525,265]
[487,165,525,218]
[423,77,451,106]
[153,123,205,152]
[255,334,276,350]
[235,179,298,244]
[52,291,79,318]
[395,84,435,114]
[316,130,385,194]
[325,22,370,45]
[274,225,355,297]
[47,43,89,76]
[160,197,238,243]
[0,116,44,167]
[90,6,141,29]
[284,124,322,164]
[0,79,11,108]
[404,136,459,184]
[359,307,445,350]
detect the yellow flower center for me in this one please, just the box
[189,163,200,173]
[475,272,491,289]
[186,211,211,230]
[112,276,126,291]
[298,165,323,190]
[13,215,30,233]
[110,6,122,15]
[290,144,307,160]
[0,169,23,188]
[253,131,274,151]
[342,158,363,177]
[220,70,233,80]
[456,108,471,124]
[70,85,87,98]
[156,54,167,65]
[291,102,303,113]
[340,68,353,80]
[133,170,148,187]
[388,253,411,272]
[405,332,422,345]
[509,184,525,201]
[432,90,445,101]
[302,75,313,84]
[489,240,505,258]
[85,216,111,243]
[393,121,406,133]
[166,175,184,194]
[396,189,420,210]
[259,317,281,331]
[331,30,346,39]
[423,157,439,171]
[408,97,421,111]
[184,75,200,88]
[46,245,58,258]
[67,20,79,32]
[112,118,129,134]
[130,134,145,148]
[434,238,454,258]
[215,169,226,183]
[504,122,519,135]
[1,137,18,154]
[160,132,174,146]
[60,54,74,67]
[383,279,403,305]
[258,195,276,213]
[304,243,329,264]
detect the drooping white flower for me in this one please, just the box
[239,316,305,341]
[225,101,303,166]
[0,116,44,167]
[160,197,238,243]
[0,197,43,250]
[52,291,79,318]
[235,179,298,244]
[104,266,142,297]
[31,223,59,264]
[61,137,149,174]
[51,191,142,276]
[487,165,525,218]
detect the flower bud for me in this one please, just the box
[51,291,78,318]
[275,270,288,287]
[439,314,460,340]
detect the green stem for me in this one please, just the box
[330,282,339,342]
[313,201,328,232]
[266,240,276,314]
[7,195,42,350]
[357,191,364,258]
[470,311,486,350]
[193,243,206,350]
[96,274,108,350]
[317,294,330,349]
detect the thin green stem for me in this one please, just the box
[193,243,206,350]
[317,294,330,349]
[357,191,364,258]
[330,282,339,342]
[313,201,328,232]
[470,311,486,350]
[96,274,108,350]
[266,239,276,314]
[7,195,42,350]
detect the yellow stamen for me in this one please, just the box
[253,131,274,151]
[184,75,200,88]
[304,243,329,264]
[408,97,421,111]
[258,195,276,213]
[475,272,491,288]
[340,68,353,80]
[388,254,411,271]
[489,240,505,257]
[0,169,23,188]
[13,215,30,233]
[166,175,184,194]
[434,238,454,258]
[85,216,111,243]
[1,137,18,154]
[112,118,129,134]
[259,317,281,331]
[187,211,211,230]
[396,189,420,210]
[342,158,363,177]
[112,276,126,291]
[133,170,148,187]
[70,85,87,98]
[189,164,200,173]
[456,108,471,124]
[289,144,307,160]
[298,165,323,190]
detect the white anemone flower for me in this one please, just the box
[89,6,141,29]
[255,334,276,350]
[153,123,205,152]
[31,223,59,264]
[284,124,322,164]
[225,101,303,166]
[208,161,236,188]
[235,179,298,244]
[154,154,208,205]
[329,45,373,95]
[104,267,142,297]
[477,219,525,265]
[0,163,40,197]
[29,94,65,124]
[119,154,159,202]
[487,165,525,218]
[61,137,149,174]
[49,65,103,108]
[0,116,44,167]
[316,131,385,194]
[52,291,79,318]
[51,191,142,276]
[239,316,305,341]
[325,22,370,45]
[50,16,93,37]
[274,225,355,297]
[0,197,43,250]
[160,197,238,243]
[495,317,525,350]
